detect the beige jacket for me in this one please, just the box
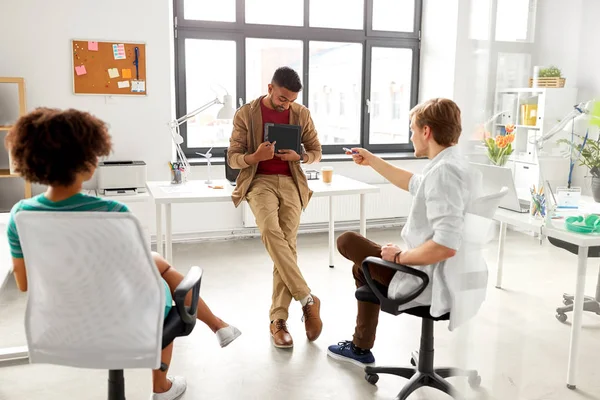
[228,96,322,209]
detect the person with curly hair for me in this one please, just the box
[4,107,241,400]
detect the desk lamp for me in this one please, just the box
[534,100,600,218]
[169,93,235,182]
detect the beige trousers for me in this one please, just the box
[246,174,311,321]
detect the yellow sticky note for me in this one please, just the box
[122,69,132,79]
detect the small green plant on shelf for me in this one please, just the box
[538,65,562,78]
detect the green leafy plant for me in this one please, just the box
[539,65,562,78]
[557,136,600,177]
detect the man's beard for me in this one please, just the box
[270,98,285,112]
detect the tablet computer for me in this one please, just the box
[265,123,302,155]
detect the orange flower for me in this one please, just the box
[505,124,515,134]
[496,136,508,149]
[505,133,515,143]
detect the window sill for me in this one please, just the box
[188,152,418,166]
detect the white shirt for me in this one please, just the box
[388,146,482,316]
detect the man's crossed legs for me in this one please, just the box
[247,175,323,348]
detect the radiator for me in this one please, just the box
[242,183,412,227]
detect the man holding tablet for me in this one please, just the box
[228,67,323,349]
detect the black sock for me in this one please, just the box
[351,342,370,355]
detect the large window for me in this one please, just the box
[175,0,422,157]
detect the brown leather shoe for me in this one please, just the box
[302,295,323,341]
[270,319,293,349]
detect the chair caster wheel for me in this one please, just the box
[563,299,573,306]
[365,373,379,385]
[556,313,568,323]
[468,374,482,389]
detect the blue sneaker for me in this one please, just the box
[327,340,375,368]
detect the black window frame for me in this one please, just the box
[174,0,422,158]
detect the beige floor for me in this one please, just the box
[1,228,600,400]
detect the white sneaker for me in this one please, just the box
[215,325,242,348]
[151,376,187,400]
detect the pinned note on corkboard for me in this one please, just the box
[72,40,147,96]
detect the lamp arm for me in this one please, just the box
[174,97,222,126]
[535,106,584,148]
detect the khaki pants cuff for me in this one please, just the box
[352,335,375,351]
[270,311,288,322]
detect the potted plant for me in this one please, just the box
[557,135,600,202]
[530,65,566,88]
[483,124,515,167]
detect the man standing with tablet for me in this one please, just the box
[228,67,323,349]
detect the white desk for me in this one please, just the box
[493,203,600,389]
[543,222,600,389]
[146,175,380,266]
[493,209,543,289]
[0,213,29,365]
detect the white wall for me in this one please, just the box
[532,0,600,194]
[0,0,176,220]
[532,0,583,89]
[576,0,600,102]
[0,0,174,179]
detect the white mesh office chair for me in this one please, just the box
[15,211,202,400]
[356,187,508,399]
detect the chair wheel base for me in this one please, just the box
[365,373,379,385]
[567,384,576,390]
[329,265,334,268]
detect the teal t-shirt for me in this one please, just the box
[6,193,172,318]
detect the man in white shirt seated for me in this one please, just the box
[327,98,480,367]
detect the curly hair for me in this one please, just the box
[4,108,112,186]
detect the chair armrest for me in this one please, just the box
[173,266,202,325]
[362,256,429,314]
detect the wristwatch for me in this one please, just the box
[299,144,307,164]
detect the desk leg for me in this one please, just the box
[360,194,366,238]
[567,246,588,389]
[156,204,163,256]
[495,222,507,289]
[329,196,334,268]
[165,203,173,264]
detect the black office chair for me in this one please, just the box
[356,256,481,400]
[547,237,600,323]
[109,266,202,400]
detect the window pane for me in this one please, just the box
[310,0,364,30]
[496,53,531,90]
[246,39,303,104]
[184,0,235,22]
[184,39,236,149]
[469,0,491,40]
[245,0,303,26]
[372,0,415,32]
[495,0,535,42]
[309,42,363,145]
[368,47,413,145]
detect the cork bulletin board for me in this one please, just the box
[72,40,147,95]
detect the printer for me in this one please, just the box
[97,161,147,196]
